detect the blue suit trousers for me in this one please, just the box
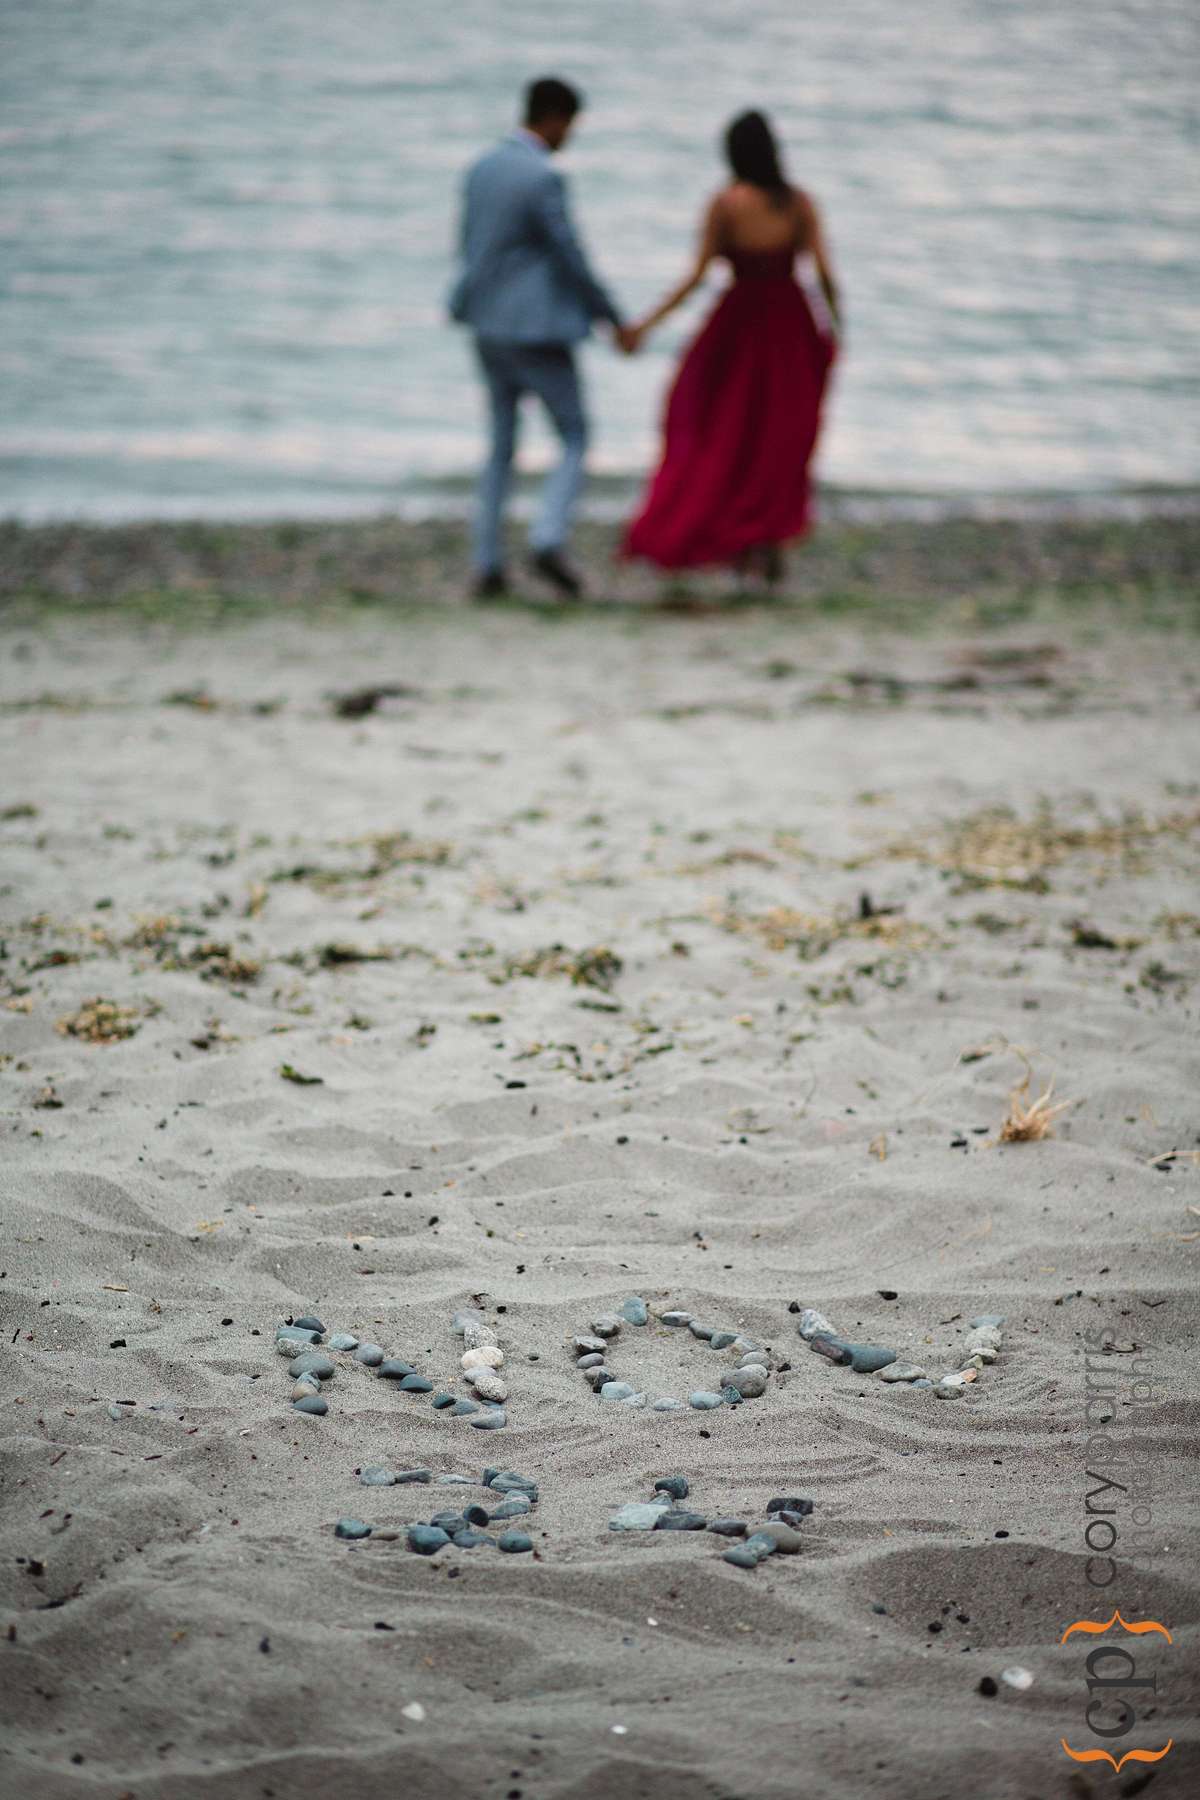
[473,339,588,574]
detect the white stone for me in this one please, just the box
[461,1346,504,1371]
[470,1369,508,1402]
[797,1307,837,1341]
[463,1321,498,1350]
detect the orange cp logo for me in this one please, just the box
[1059,1611,1173,1773]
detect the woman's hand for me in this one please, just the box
[616,322,646,355]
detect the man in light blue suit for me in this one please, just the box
[450,77,634,598]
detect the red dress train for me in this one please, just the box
[622,248,835,569]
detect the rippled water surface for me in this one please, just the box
[2,0,1197,518]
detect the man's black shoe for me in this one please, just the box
[529,549,584,598]
[472,568,509,600]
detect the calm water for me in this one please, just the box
[2,0,1197,520]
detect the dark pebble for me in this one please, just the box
[653,1511,708,1532]
[464,1503,492,1527]
[399,1374,434,1393]
[767,1496,814,1516]
[431,1392,456,1409]
[292,1394,327,1416]
[723,1546,761,1569]
[688,1321,716,1341]
[707,1518,748,1537]
[496,1531,533,1553]
[450,1399,480,1415]
[710,1330,738,1350]
[489,1496,531,1519]
[334,1517,371,1539]
[653,1476,689,1500]
[293,1315,326,1334]
[377,1360,416,1380]
[743,1532,778,1558]
[772,1509,811,1529]
[452,1530,494,1549]
[809,1336,853,1364]
[394,1468,432,1484]
[429,1513,469,1534]
[487,1471,538,1497]
[978,1676,998,1697]
[406,1525,450,1555]
[354,1343,385,1366]
[720,1386,743,1404]
[842,1343,898,1374]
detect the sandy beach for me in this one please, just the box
[2,517,1198,1799]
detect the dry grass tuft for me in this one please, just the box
[878,802,1200,892]
[993,1051,1073,1143]
[711,903,932,959]
[57,997,142,1044]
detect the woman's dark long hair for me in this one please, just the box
[724,110,792,210]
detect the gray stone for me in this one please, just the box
[398,1374,434,1394]
[292,1394,327,1416]
[431,1392,456,1408]
[435,1474,473,1485]
[334,1517,371,1539]
[452,1530,494,1548]
[288,1352,335,1380]
[912,1378,934,1389]
[496,1530,533,1553]
[377,1359,416,1380]
[293,1315,326,1334]
[616,1391,647,1408]
[767,1496,813,1517]
[354,1343,385,1367]
[738,1353,772,1371]
[463,1321,498,1350]
[651,1396,684,1411]
[732,1335,763,1354]
[327,1332,358,1351]
[721,1387,744,1404]
[708,1518,748,1537]
[469,1369,507,1402]
[450,1309,484,1336]
[723,1546,761,1568]
[968,1314,1006,1331]
[490,1495,532,1519]
[753,1520,802,1553]
[291,1377,321,1399]
[797,1307,837,1342]
[933,1377,967,1399]
[576,1352,605,1370]
[429,1513,470,1534]
[688,1320,716,1341]
[407,1525,450,1555]
[722,1367,767,1398]
[710,1330,738,1351]
[394,1468,433,1483]
[485,1472,538,1495]
[591,1315,622,1338]
[689,1391,724,1410]
[653,1510,708,1531]
[600,1381,637,1401]
[879,1362,927,1383]
[583,1367,613,1390]
[808,1336,853,1365]
[610,1501,669,1531]
[660,1310,692,1327]
[450,1398,480,1415]
[743,1532,778,1558]
[276,1326,323,1351]
[621,1297,649,1326]
[842,1343,898,1374]
[359,1466,396,1486]
[469,1407,507,1429]
[653,1476,689,1500]
[573,1334,607,1355]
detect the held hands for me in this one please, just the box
[614,321,646,356]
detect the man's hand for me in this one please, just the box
[615,323,643,356]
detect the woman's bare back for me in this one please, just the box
[717,181,813,255]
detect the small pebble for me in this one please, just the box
[738,1353,772,1371]
[651,1396,684,1412]
[933,1378,967,1400]
[600,1381,637,1402]
[610,1502,668,1531]
[450,1399,480,1415]
[469,1370,508,1402]
[106,1403,126,1421]
[573,1334,607,1355]
[429,1512,470,1533]
[732,1335,763,1353]
[621,1297,649,1326]
[462,1321,499,1350]
[407,1525,450,1556]
[969,1314,1006,1331]
[743,1532,778,1559]
[291,1378,321,1400]
[378,1360,416,1380]
[276,1327,322,1352]
[334,1517,371,1539]
[496,1530,533,1553]
[399,1374,434,1394]
[723,1368,767,1398]
[487,1471,538,1495]
[771,1509,811,1529]
[452,1529,494,1549]
[401,1701,426,1721]
[289,1352,335,1380]
[688,1391,724,1410]
[431,1392,456,1409]
[879,1363,927,1383]
[469,1408,507,1430]
[1001,1666,1034,1691]
[292,1394,328,1416]
[707,1518,748,1537]
[808,1336,852,1365]
[767,1496,814,1516]
[293,1315,326,1334]
[653,1476,689,1500]
[616,1391,647,1407]
[584,1367,613,1390]
[841,1343,898,1374]
[576,1352,605,1370]
[359,1466,396,1487]
[653,1510,708,1531]
[723,1546,761,1569]
[753,1520,802,1553]
[489,1495,532,1519]
[327,1332,358,1351]
[721,1386,743,1405]
[354,1343,385,1367]
[394,1469,433,1483]
[450,1309,484,1336]
[461,1346,504,1371]
[660,1310,693,1327]
[688,1320,716,1341]
[710,1330,738,1350]
[591,1314,622,1338]
[796,1307,837,1341]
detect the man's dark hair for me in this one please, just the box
[525,77,582,126]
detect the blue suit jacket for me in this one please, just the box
[449,131,620,345]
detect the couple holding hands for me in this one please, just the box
[450,76,839,597]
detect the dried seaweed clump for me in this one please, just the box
[182,941,261,984]
[883,802,1200,892]
[713,903,931,959]
[504,943,623,992]
[57,998,142,1044]
[995,1068,1073,1143]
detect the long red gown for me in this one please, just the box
[622,247,835,569]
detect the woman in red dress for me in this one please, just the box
[622,111,839,581]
